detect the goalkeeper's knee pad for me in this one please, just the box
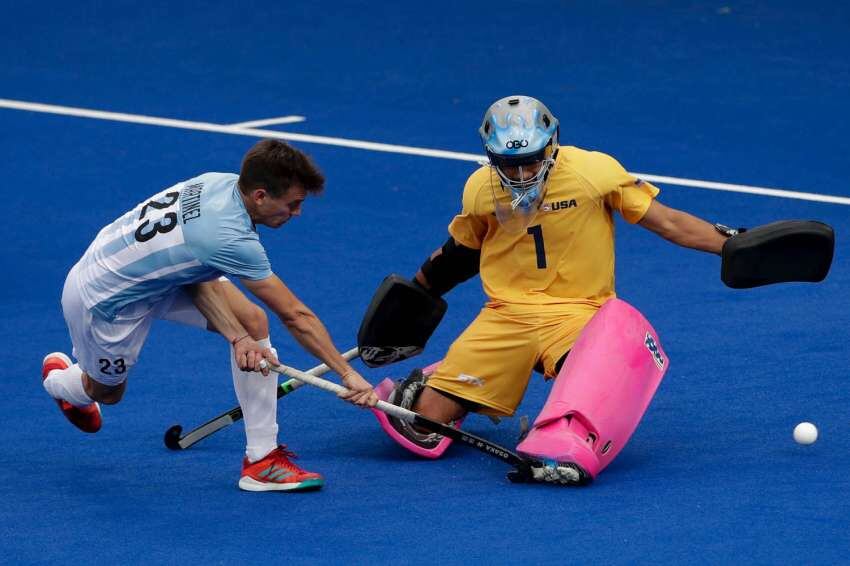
[371,362,463,459]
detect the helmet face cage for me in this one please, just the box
[479,96,560,233]
[487,151,554,234]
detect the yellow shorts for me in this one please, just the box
[427,301,601,416]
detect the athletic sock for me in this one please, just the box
[231,337,279,463]
[43,364,95,408]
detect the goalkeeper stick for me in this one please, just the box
[263,360,540,482]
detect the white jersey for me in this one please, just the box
[74,172,272,321]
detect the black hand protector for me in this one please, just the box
[721,220,834,288]
[358,275,448,367]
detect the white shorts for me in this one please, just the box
[62,265,212,386]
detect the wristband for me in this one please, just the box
[714,223,746,237]
[231,334,250,346]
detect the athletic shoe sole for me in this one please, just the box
[238,476,324,492]
[42,352,73,373]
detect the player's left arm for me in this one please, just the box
[187,281,278,375]
[637,200,728,255]
[242,274,377,406]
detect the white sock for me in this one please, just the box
[43,364,94,408]
[231,337,279,462]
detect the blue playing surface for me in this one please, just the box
[2,2,848,564]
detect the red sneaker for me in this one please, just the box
[238,445,324,492]
[42,352,102,433]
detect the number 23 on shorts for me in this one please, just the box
[98,358,127,376]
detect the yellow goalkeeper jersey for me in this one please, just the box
[448,146,659,309]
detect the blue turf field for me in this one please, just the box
[2,2,849,564]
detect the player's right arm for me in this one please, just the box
[414,237,481,296]
[241,274,377,407]
[414,170,488,297]
[357,173,488,367]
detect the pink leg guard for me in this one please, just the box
[371,361,464,459]
[516,298,668,479]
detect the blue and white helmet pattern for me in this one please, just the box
[479,95,559,165]
[479,96,560,232]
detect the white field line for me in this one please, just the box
[1,97,848,206]
[227,115,306,128]
[0,98,482,161]
[632,173,850,206]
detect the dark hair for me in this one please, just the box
[238,139,325,197]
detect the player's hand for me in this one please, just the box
[234,337,280,376]
[339,370,378,408]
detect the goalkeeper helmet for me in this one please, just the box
[479,96,559,232]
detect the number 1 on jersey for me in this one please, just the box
[527,224,547,269]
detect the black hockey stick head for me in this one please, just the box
[506,464,535,483]
[506,456,543,483]
[164,425,184,450]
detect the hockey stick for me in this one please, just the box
[262,361,541,482]
[164,347,360,450]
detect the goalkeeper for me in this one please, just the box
[366,95,831,484]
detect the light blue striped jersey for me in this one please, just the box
[75,172,272,320]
